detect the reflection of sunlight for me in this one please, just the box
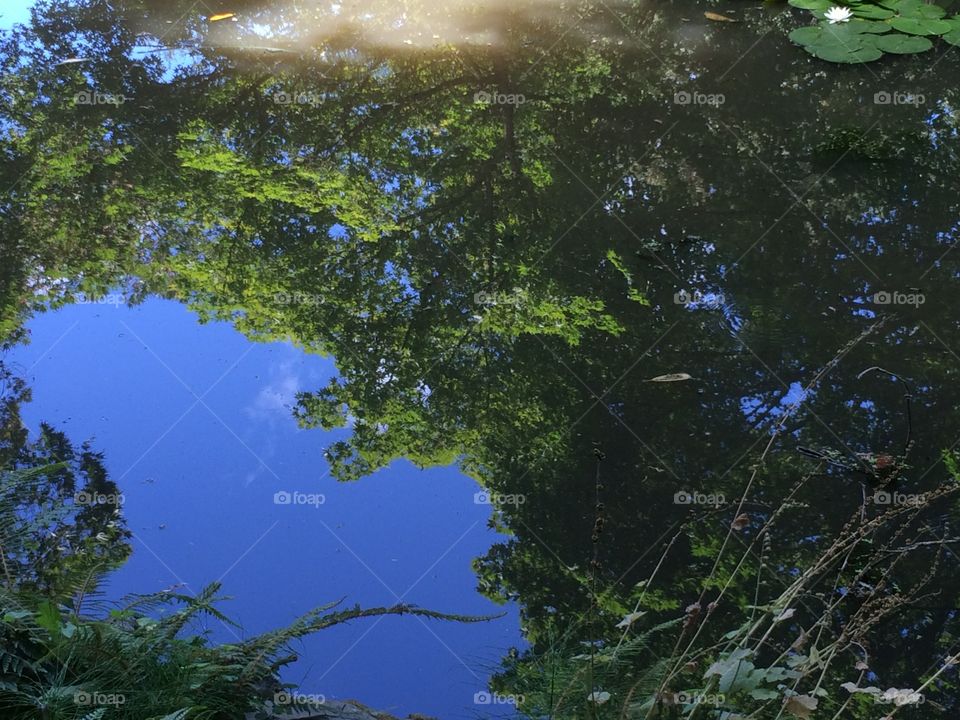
[198,0,641,51]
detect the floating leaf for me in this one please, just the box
[789,0,832,8]
[873,33,933,52]
[850,19,894,33]
[909,3,947,19]
[942,27,960,45]
[789,26,826,44]
[646,373,694,382]
[705,11,738,22]
[852,5,895,19]
[889,17,953,35]
[731,513,750,530]
[805,42,883,62]
[209,12,236,22]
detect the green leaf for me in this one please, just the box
[805,42,884,62]
[789,0,832,8]
[35,600,61,636]
[853,5,895,19]
[889,17,953,34]
[908,3,947,19]
[888,0,925,12]
[850,19,894,32]
[943,27,960,45]
[149,711,192,720]
[873,33,934,52]
[789,26,827,45]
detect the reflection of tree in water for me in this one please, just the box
[0,361,131,598]
[2,0,960,715]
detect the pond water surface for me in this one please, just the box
[2,0,960,718]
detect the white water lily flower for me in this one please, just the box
[587,691,611,705]
[824,6,853,23]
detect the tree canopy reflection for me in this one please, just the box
[2,0,960,716]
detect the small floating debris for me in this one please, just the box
[645,373,694,383]
[704,11,738,22]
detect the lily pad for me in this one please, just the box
[909,3,947,19]
[889,17,953,35]
[873,33,933,52]
[805,42,884,62]
[943,27,960,45]
[789,26,828,45]
[788,0,833,8]
[852,5,895,19]
[789,23,866,46]
[819,22,876,40]
[849,19,893,32]
[886,0,926,13]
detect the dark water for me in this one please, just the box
[2,0,960,717]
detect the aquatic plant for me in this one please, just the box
[489,341,960,719]
[789,0,960,62]
[0,457,499,720]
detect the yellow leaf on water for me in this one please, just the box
[704,11,738,22]
[209,13,236,22]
